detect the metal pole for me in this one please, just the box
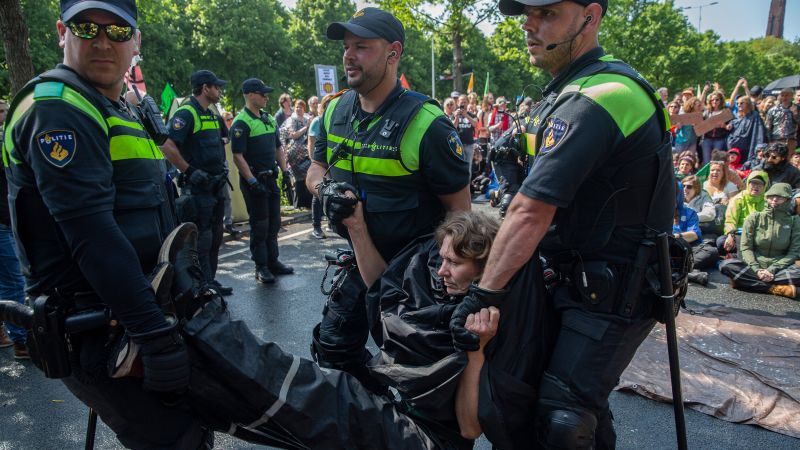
[85,408,98,450]
[655,233,688,450]
[431,36,435,99]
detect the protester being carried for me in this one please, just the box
[720,183,800,300]
[717,170,769,258]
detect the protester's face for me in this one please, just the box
[795,91,800,105]
[709,165,722,181]
[342,32,391,93]
[437,235,482,295]
[737,98,752,115]
[762,98,775,111]
[682,183,696,200]
[57,10,139,98]
[668,103,680,115]
[779,91,792,106]
[791,153,800,168]
[766,151,784,165]
[678,160,692,174]
[486,93,494,104]
[294,102,305,116]
[308,98,319,114]
[710,96,722,110]
[728,152,738,164]
[522,2,585,75]
[748,179,765,196]
[766,195,788,208]
[0,104,7,123]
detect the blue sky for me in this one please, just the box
[281,0,799,42]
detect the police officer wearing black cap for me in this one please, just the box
[161,69,233,295]
[2,0,210,447]
[448,1,675,448]
[230,78,293,284]
[305,7,471,390]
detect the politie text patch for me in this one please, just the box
[36,130,76,168]
[540,117,569,154]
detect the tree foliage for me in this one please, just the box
[2,0,799,107]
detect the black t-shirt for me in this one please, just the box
[453,111,476,144]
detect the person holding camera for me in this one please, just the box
[453,94,478,173]
[305,8,470,392]
[449,1,674,447]
[230,79,293,284]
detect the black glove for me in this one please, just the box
[248,179,269,196]
[317,180,358,222]
[185,166,210,187]
[449,284,508,352]
[129,320,191,394]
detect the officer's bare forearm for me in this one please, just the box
[160,138,189,172]
[438,186,472,213]
[479,195,557,290]
[306,162,327,195]
[232,153,254,181]
[455,350,484,440]
[343,208,386,289]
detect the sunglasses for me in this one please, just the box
[67,21,135,42]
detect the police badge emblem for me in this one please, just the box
[36,130,77,168]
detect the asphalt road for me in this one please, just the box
[1,210,799,449]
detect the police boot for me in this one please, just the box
[687,270,709,286]
[158,223,215,320]
[499,193,514,218]
[255,265,276,284]
[268,260,294,275]
[267,239,293,275]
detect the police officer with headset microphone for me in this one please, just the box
[448,1,675,448]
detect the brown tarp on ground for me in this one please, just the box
[616,306,800,438]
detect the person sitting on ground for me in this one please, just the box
[719,182,800,299]
[727,147,750,180]
[703,161,739,205]
[682,175,718,237]
[674,181,712,285]
[754,142,800,189]
[717,170,769,258]
[791,151,800,170]
[711,149,745,191]
[675,152,696,180]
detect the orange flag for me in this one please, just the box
[400,73,410,89]
[467,73,474,93]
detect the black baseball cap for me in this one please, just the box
[326,8,405,45]
[61,0,137,27]
[242,78,273,95]
[499,0,608,17]
[191,70,227,89]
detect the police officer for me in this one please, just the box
[305,8,471,389]
[230,78,293,284]
[2,0,207,447]
[449,1,674,448]
[161,70,233,295]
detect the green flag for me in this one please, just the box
[483,71,490,97]
[695,162,710,185]
[160,82,177,116]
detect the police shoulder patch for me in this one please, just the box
[233,128,243,138]
[540,117,569,154]
[172,117,186,130]
[446,131,465,160]
[36,130,77,168]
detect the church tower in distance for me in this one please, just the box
[766,0,786,38]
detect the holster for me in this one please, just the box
[27,293,110,379]
[175,193,198,224]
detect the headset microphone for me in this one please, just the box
[545,16,592,51]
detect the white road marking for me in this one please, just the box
[218,227,313,259]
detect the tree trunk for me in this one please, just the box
[0,0,35,96]
[452,30,463,93]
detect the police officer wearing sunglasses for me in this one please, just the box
[2,0,210,447]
